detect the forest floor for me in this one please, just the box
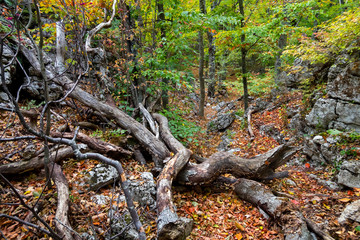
[1,79,360,239]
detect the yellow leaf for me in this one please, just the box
[235,233,243,240]
[323,203,330,209]
[235,222,245,231]
[339,198,351,203]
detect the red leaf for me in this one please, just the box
[305,163,310,168]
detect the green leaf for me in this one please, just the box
[355,226,360,232]
[327,129,343,135]
[191,201,198,207]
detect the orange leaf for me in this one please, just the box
[305,163,310,168]
[235,233,243,240]
[235,222,245,231]
[339,198,351,203]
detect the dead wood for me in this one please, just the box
[247,108,255,141]
[177,144,296,185]
[139,103,159,138]
[0,145,86,174]
[50,131,132,158]
[50,163,79,240]
[234,178,329,240]
[153,113,193,240]
[133,149,147,165]
[20,44,170,165]
[75,122,99,130]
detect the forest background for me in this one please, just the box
[0,0,360,239]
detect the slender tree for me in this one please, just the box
[239,0,249,111]
[198,0,206,117]
[207,0,221,98]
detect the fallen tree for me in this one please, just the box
[0,15,336,239]
[7,43,330,239]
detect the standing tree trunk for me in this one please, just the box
[207,0,221,98]
[239,0,248,111]
[274,33,287,83]
[157,0,169,109]
[55,20,66,74]
[198,0,206,117]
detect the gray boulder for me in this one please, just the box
[335,101,360,131]
[109,210,139,240]
[305,98,337,129]
[217,134,235,152]
[23,76,63,100]
[337,161,360,188]
[88,164,119,190]
[207,112,235,132]
[129,172,157,208]
[338,199,360,224]
[276,58,327,88]
[327,57,360,104]
[259,124,284,143]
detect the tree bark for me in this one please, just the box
[275,34,287,84]
[157,0,169,109]
[235,178,315,240]
[153,114,193,240]
[247,108,255,141]
[239,0,249,111]
[207,0,221,98]
[177,144,296,185]
[51,163,77,240]
[0,146,81,174]
[198,0,206,117]
[50,131,132,158]
[19,44,170,165]
[55,20,66,74]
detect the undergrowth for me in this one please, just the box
[160,108,202,146]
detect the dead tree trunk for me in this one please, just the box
[177,144,296,185]
[0,146,79,174]
[234,178,322,240]
[153,114,193,240]
[51,163,77,240]
[19,45,170,165]
[50,131,132,158]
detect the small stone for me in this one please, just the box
[313,135,325,145]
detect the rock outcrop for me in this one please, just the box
[305,49,360,133]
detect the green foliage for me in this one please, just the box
[21,100,44,110]
[90,128,126,142]
[160,109,201,146]
[340,147,357,157]
[284,7,360,64]
[327,129,343,136]
[226,70,275,96]
[355,226,360,232]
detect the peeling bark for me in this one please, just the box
[51,163,78,240]
[153,114,193,240]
